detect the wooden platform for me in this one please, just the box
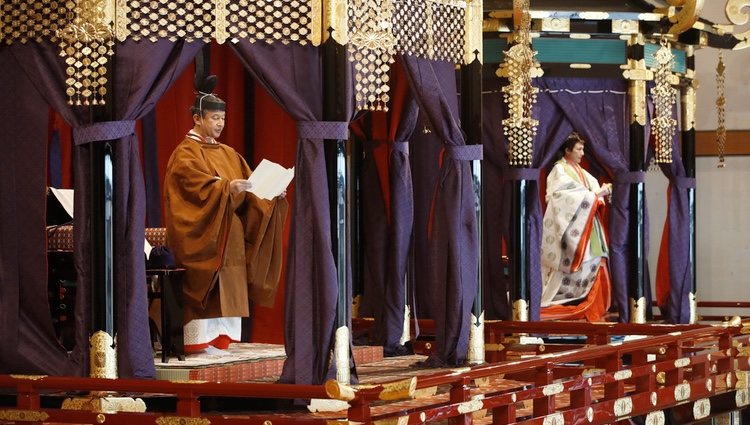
[154,343,384,382]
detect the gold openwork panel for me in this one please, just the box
[122,0,217,42]
[225,0,312,44]
[119,0,312,44]
[392,0,466,63]
[0,0,69,44]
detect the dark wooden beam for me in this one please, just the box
[696,130,750,156]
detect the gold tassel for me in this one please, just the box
[57,0,114,106]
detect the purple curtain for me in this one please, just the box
[0,48,75,374]
[7,40,202,377]
[408,114,443,320]
[229,41,355,385]
[484,77,636,321]
[356,132,388,326]
[532,78,650,322]
[482,80,575,321]
[401,56,480,366]
[382,98,419,354]
[535,78,636,321]
[657,115,694,324]
[481,87,554,320]
[358,92,419,355]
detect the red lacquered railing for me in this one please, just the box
[340,322,750,424]
[2,322,750,424]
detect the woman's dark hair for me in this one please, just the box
[563,132,585,151]
[558,132,585,160]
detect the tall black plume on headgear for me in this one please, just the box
[193,70,225,114]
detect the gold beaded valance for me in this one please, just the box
[1,0,475,109]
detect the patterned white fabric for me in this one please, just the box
[541,160,607,306]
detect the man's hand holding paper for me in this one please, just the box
[246,159,294,200]
[230,179,253,194]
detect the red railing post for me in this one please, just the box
[347,394,371,423]
[533,363,554,417]
[450,377,472,425]
[632,348,654,394]
[716,332,734,378]
[175,389,201,417]
[569,378,591,411]
[16,382,40,410]
[604,349,624,401]
[665,340,684,386]
[492,401,515,424]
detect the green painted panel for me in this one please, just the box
[483,39,508,63]
[533,38,627,64]
[644,42,687,74]
[483,38,627,65]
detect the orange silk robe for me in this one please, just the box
[164,137,288,324]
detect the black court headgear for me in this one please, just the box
[192,74,225,115]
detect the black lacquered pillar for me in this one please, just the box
[624,34,648,324]
[461,39,484,364]
[509,180,530,322]
[88,61,118,378]
[322,13,352,384]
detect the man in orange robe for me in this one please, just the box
[164,77,288,353]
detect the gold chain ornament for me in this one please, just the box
[498,0,542,166]
[650,37,677,164]
[57,0,114,106]
[348,0,396,111]
[716,50,727,168]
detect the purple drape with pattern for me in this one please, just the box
[230,41,355,385]
[484,77,635,321]
[357,131,389,326]
[382,99,419,353]
[359,92,419,355]
[0,48,75,374]
[401,56,479,365]
[535,78,635,321]
[5,40,201,377]
[657,119,694,324]
[409,114,442,320]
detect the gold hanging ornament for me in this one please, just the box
[716,50,727,168]
[348,0,396,111]
[497,0,542,166]
[57,0,114,106]
[650,37,677,164]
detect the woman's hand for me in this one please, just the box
[597,183,612,199]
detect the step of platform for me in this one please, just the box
[154,343,382,382]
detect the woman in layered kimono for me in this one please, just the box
[540,132,612,321]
